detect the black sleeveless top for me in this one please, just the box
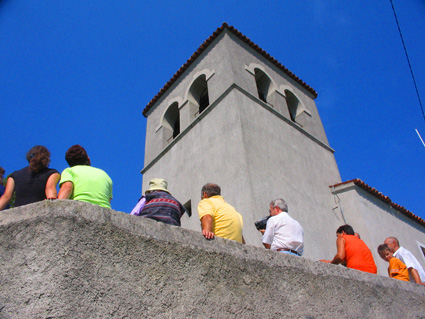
[10,166,59,207]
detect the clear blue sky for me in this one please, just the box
[1,1,424,219]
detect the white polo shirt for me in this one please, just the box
[262,211,304,255]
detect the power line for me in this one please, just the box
[389,0,425,124]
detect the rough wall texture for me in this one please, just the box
[1,201,424,319]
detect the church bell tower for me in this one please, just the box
[141,23,342,259]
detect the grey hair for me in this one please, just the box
[270,198,288,212]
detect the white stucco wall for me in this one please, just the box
[331,182,425,277]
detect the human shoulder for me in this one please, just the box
[198,196,214,208]
[41,167,60,176]
[73,165,111,179]
[61,166,76,174]
[396,247,419,265]
[92,166,112,180]
[268,214,280,223]
[209,195,223,202]
[198,196,220,217]
[392,257,406,266]
[398,246,409,254]
[395,246,410,258]
[200,195,223,205]
[266,213,284,227]
[59,167,74,185]
[272,211,291,222]
[10,167,29,178]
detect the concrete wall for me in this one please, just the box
[1,201,424,319]
[331,182,425,277]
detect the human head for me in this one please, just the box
[377,244,393,262]
[336,224,355,236]
[201,183,221,199]
[384,237,400,253]
[354,232,361,239]
[0,166,4,180]
[145,178,169,194]
[26,145,51,172]
[269,199,288,216]
[65,145,90,167]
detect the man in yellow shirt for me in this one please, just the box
[198,183,245,243]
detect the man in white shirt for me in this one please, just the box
[260,198,304,256]
[384,237,425,285]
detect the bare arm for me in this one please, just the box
[58,181,73,199]
[408,268,425,285]
[45,173,60,199]
[330,236,346,265]
[263,242,271,249]
[0,177,15,210]
[200,214,214,240]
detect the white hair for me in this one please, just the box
[270,198,288,212]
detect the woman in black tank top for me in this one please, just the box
[0,145,60,210]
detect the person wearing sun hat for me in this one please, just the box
[139,178,188,226]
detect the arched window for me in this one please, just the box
[188,75,209,115]
[285,90,301,122]
[163,102,180,141]
[254,68,271,103]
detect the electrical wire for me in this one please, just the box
[389,0,425,124]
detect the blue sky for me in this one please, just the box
[1,1,424,219]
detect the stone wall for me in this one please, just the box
[1,201,424,318]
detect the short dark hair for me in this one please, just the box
[377,244,390,253]
[201,183,221,197]
[336,224,355,236]
[65,145,90,167]
[26,145,51,172]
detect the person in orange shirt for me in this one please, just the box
[321,224,377,274]
[377,244,409,281]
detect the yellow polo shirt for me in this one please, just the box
[198,195,243,243]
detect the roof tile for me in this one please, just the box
[143,22,317,117]
[331,179,425,228]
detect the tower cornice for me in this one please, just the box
[143,23,318,117]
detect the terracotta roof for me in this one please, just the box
[331,179,425,228]
[142,22,318,117]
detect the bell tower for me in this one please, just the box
[141,23,342,259]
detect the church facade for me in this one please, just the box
[141,23,425,275]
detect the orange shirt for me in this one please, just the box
[343,235,377,274]
[388,257,409,281]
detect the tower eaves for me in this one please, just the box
[142,22,318,117]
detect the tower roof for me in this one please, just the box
[143,22,318,117]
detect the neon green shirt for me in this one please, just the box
[198,195,243,243]
[60,165,113,209]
